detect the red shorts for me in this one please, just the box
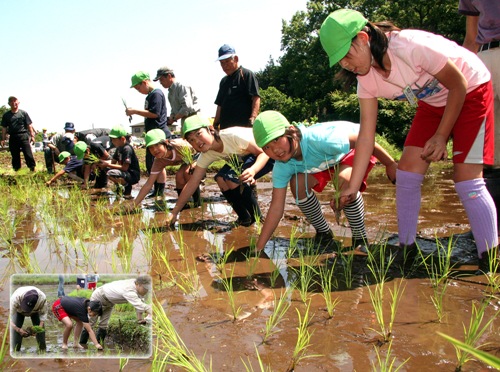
[52,298,68,321]
[405,81,494,165]
[312,150,376,193]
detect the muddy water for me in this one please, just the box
[1,164,499,371]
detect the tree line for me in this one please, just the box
[256,0,465,148]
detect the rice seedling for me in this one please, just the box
[261,287,292,345]
[241,344,273,372]
[366,242,395,285]
[268,261,281,288]
[327,161,342,225]
[115,230,134,273]
[286,301,321,372]
[165,254,202,300]
[119,357,129,371]
[292,250,320,303]
[482,247,500,297]
[244,248,260,279]
[427,236,456,287]
[170,227,188,260]
[419,237,456,322]
[14,239,41,274]
[371,339,410,371]
[226,154,243,179]
[449,299,500,371]
[339,249,355,289]
[365,279,406,344]
[153,301,212,371]
[214,247,234,274]
[122,98,132,123]
[0,316,9,367]
[315,263,341,319]
[178,144,195,167]
[438,332,500,370]
[218,264,243,321]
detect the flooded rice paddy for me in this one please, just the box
[0,163,499,371]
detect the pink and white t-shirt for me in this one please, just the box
[357,29,490,107]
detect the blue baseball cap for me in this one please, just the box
[216,44,236,61]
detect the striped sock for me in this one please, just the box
[343,192,367,243]
[297,192,331,233]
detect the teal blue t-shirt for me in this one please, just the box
[271,121,359,188]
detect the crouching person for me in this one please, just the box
[106,125,141,199]
[74,141,111,189]
[46,151,84,186]
[10,286,47,352]
[52,296,103,350]
[79,275,152,345]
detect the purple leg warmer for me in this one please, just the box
[396,169,424,246]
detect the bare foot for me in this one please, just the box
[73,344,84,349]
[62,344,68,350]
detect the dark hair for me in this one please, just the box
[87,300,103,316]
[282,125,302,149]
[336,20,401,90]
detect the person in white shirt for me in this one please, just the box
[10,286,47,352]
[79,275,152,345]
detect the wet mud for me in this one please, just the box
[1,164,499,371]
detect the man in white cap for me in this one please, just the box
[44,122,76,173]
[213,44,260,130]
[10,286,47,352]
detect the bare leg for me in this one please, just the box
[73,321,84,349]
[61,317,73,349]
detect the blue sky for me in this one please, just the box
[1,0,308,133]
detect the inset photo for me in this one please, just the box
[10,273,152,359]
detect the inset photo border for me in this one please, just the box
[10,273,152,359]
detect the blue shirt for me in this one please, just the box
[272,121,359,188]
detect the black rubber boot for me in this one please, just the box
[240,184,262,223]
[146,182,159,199]
[192,186,201,207]
[222,189,253,226]
[93,171,108,189]
[155,182,165,197]
[80,328,89,345]
[96,328,107,344]
[36,331,47,351]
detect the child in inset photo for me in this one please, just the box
[52,296,103,350]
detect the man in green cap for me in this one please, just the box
[125,71,170,198]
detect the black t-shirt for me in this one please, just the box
[144,89,169,135]
[60,296,90,322]
[215,66,260,129]
[1,109,32,135]
[112,143,141,183]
